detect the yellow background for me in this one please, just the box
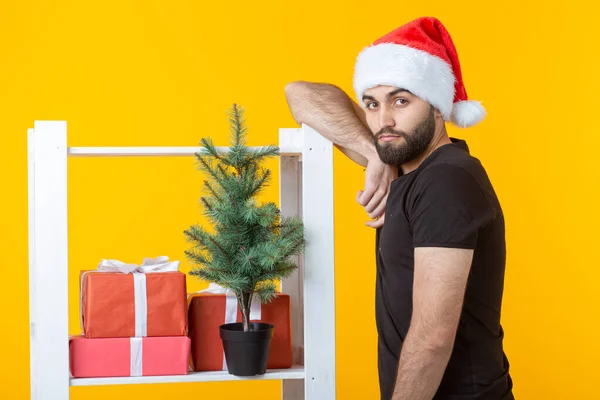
[1,1,598,399]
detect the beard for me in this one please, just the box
[373,107,436,166]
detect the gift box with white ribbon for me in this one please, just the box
[188,283,293,371]
[80,256,188,338]
[69,335,191,378]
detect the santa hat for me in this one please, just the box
[353,17,485,128]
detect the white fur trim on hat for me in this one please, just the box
[353,43,456,121]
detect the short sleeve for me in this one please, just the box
[409,164,496,249]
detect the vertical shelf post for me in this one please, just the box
[300,124,336,399]
[280,129,305,400]
[28,121,70,400]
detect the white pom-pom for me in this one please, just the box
[450,100,486,128]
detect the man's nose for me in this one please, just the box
[378,107,395,129]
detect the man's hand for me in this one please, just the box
[357,157,398,228]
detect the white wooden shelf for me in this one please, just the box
[70,365,306,387]
[27,120,335,400]
[67,128,304,158]
[67,145,301,157]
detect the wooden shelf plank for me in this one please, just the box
[67,143,302,157]
[69,365,305,387]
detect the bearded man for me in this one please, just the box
[284,16,514,400]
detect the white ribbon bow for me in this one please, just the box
[97,256,180,274]
[193,282,262,370]
[81,256,180,338]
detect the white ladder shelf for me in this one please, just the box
[27,121,336,400]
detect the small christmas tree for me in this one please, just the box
[184,104,305,332]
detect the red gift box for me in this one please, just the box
[69,336,190,378]
[80,257,188,338]
[188,289,293,371]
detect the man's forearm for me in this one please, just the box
[284,81,377,164]
[391,329,454,400]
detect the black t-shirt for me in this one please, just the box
[375,138,514,400]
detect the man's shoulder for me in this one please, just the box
[430,141,485,170]
[409,144,499,210]
[416,158,485,189]
[404,144,502,249]
[417,144,492,191]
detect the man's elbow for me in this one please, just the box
[418,327,457,356]
[284,81,342,122]
[284,81,311,124]
[285,80,332,95]
[284,80,304,98]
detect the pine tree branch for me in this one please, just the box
[184,249,211,266]
[184,226,234,270]
[219,274,251,294]
[248,169,271,198]
[256,262,297,282]
[276,236,306,260]
[189,268,227,284]
[257,204,279,229]
[249,145,279,161]
[254,280,278,304]
[186,258,233,280]
[229,104,247,147]
[200,196,214,212]
[251,242,278,271]
[195,153,221,183]
[203,180,222,202]
[199,137,227,164]
[277,217,305,241]
[208,235,232,265]
[236,250,254,274]
[216,165,230,183]
[242,201,259,224]
[183,225,210,247]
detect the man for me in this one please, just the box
[284,16,513,400]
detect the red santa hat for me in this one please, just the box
[353,17,485,128]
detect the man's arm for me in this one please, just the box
[392,164,496,399]
[284,80,376,167]
[284,81,398,227]
[391,246,473,400]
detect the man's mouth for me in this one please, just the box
[378,135,400,142]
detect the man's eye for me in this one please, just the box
[366,102,378,109]
[395,98,407,106]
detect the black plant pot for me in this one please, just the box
[219,322,274,376]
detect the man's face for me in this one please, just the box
[362,85,438,166]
